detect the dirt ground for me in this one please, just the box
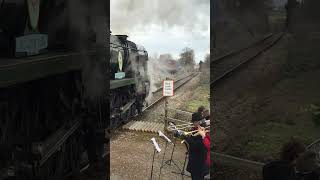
[110,74,210,180]
[110,131,191,180]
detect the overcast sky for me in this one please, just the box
[110,0,210,63]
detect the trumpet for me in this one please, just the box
[168,122,210,138]
[183,126,210,136]
[168,120,210,131]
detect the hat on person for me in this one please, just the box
[192,112,202,122]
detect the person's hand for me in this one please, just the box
[197,126,206,139]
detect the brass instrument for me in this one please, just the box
[183,127,210,136]
[168,120,210,138]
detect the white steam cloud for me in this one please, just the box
[111,0,209,34]
[110,0,210,62]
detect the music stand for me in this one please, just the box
[150,148,157,180]
[158,132,190,180]
[158,140,169,180]
[149,138,161,180]
[164,136,181,170]
[171,140,191,179]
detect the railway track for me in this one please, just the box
[143,72,198,111]
[152,73,195,93]
[211,32,285,85]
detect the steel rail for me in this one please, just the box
[152,72,197,93]
[213,33,274,63]
[211,32,285,86]
[143,72,198,111]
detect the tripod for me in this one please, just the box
[164,136,181,170]
[159,136,190,179]
[171,140,190,180]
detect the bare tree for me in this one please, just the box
[179,47,195,71]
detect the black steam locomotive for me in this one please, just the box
[110,34,149,129]
[0,0,109,179]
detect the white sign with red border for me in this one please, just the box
[163,80,174,96]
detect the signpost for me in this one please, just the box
[163,79,174,131]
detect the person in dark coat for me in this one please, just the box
[186,112,210,180]
[192,106,206,129]
[192,106,205,123]
[263,139,306,180]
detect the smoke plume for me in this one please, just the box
[144,54,182,104]
[111,0,209,36]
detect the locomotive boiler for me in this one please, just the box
[110,34,150,129]
[0,0,108,179]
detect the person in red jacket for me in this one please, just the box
[198,126,210,168]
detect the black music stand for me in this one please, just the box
[164,136,181,171]
[149,138,161,180]
[171,140,191,179]
[161,136,191,179]
[158,140,169,180]
[149,148,157,180]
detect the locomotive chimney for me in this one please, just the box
[116,35,128,42]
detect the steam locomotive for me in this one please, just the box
[0,0,109,179]
[110,34,149,129]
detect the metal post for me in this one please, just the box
[164,77,169,132]
[164,98,168,132]
[167,137,176,165]
[150,148,156,180]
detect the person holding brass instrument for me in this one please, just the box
[192,106,205,125]
[186,115,210,180]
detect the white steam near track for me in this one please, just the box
[111,0,209,104]
[145,55,177,102]
[110,0,210,62]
